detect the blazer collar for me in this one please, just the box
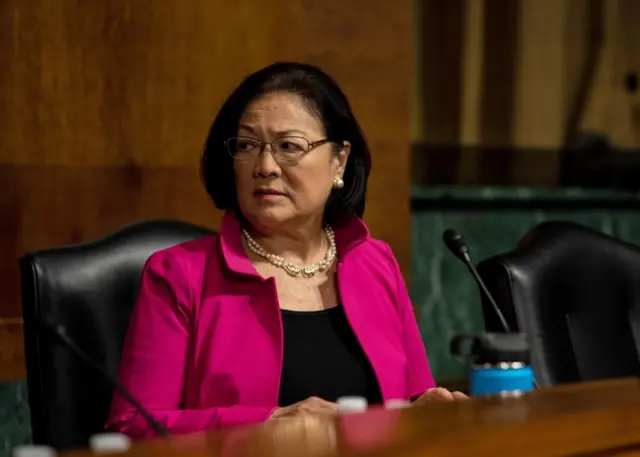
[218,211,370,277]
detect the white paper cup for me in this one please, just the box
[337,396,368,413]
[89,433,132,453]
[13,445,56,457]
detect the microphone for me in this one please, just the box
[442,228,511,332]
[443,228,540,389]
[40,316,169,438]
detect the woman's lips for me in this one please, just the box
[255,189,286,200]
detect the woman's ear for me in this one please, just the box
[336,141,351,175]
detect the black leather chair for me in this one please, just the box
[477,221,640,387]
[19,220,214,450]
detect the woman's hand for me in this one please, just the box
[269,397,339,420]
[413,387,469,406]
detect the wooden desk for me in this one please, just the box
[65,378,640,457]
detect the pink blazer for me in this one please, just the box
[106,212,435,438]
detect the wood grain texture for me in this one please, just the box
[415,0,640,187]
[61,378,640,457]
[0,318,26,381]
[0,0,413,380]
[580,0,640,149]
[587,447,640,456]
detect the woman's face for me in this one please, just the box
[233,92,349,231]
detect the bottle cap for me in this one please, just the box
[384,399,411,409]
[337,396,368,413]
[89,433,132,453]
[12,445,56,457]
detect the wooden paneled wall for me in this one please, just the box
[580,0,640,148]
[0,1,413,380]
[414,0,640,186]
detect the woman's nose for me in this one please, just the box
[254,144,281,177]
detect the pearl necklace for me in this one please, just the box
[242,226,337,278]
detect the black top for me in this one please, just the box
[278,306,382,407]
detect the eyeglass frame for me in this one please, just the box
[223,135,337,162]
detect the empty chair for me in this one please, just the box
[477,221,640,387]
[20,220,214,450]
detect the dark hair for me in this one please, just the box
[200,62,371,223]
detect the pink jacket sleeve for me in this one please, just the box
[384,244,437,398]
[106,250,275,438]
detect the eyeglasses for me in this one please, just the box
[224,136,332,162]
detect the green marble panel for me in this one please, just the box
[411,185,640,202]
[0,380,31,456]
[411,186,640,382]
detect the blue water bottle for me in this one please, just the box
[451,333,535,396]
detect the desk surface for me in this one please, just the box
[66,378,640,457]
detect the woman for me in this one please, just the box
[107,62,466,438]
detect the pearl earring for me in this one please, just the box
[333,176,344,189]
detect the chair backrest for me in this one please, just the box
[477,221,640,387]
[19,220,214,450]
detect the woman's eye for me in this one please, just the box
[280,141,304,152]
[237,141,256,151]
